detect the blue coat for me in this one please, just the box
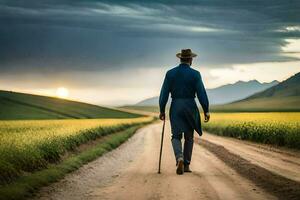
[159,63,209,136]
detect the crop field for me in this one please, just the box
[203,112,300,149]
[0,90,142,120]
[120,106,160,113]
[0,117,153,185]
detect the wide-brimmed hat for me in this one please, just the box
[176,49,197,58]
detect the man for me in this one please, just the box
[159,49,210,175]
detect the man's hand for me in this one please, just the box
[204,112,210,123]
[159,113,165,121]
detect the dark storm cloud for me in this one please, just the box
[0,0,299,74]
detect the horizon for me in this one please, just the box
[1,1,300,106]
[1,60,298,106]
[1,73,295,107]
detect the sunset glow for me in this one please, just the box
[56,87,69,99]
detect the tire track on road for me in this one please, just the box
[198,138,300,200]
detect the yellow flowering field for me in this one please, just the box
[203,112,300,149]
[0,117,153,184]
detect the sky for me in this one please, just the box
[0,0,300,105]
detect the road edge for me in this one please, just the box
[197,138,300,200]
[0,122,154,200]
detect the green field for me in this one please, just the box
[120,105,160,113]
[0,90,154,199]
[211,96,300,112]
[0,117,153,185]
[203,112,300,149]
[0,91,141,120]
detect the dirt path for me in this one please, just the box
[35,122,282,200]
[202,133,300,182]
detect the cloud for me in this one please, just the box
[209,61,300,87]
[0,0,299,73]
[282,39,300,52]
[0,0,299,104]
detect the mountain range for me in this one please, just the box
[136,80,279,106]
[213,72,300,112]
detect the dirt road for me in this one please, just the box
[202,133,300,183]
[35,122,300,200]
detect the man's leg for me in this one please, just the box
[171,131,184,175]
[171,131,183,163]
[183,130,194,171]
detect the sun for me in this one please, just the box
[56,87,69,98]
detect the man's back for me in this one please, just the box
[159,63,209,115]
[166,63,200,99]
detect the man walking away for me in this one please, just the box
[159,49,210,175]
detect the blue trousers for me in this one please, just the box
[171,130,194,166]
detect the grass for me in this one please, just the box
[0,125,148,200]
[0,117,153,185]
[211,96,300,112]
[203,112,300,149]
[0,90,142,120]
[120,105,160,113]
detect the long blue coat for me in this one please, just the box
[159,63,209,136]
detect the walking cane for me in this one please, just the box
[158,118,166,174]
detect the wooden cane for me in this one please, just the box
[158,118,166,174]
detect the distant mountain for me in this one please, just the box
[0,90,141,120]
[212,72,300,112]
[136,80,278,106]
[137,97,159,106]
[243,73,300,99]
[206,80,278,105]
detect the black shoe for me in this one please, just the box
[184,165,192,173]
[176,158,184,175]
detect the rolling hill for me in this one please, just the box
[0,90,141,120]
[136,80,278,106]
[212,72,300,112]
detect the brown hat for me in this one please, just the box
[176,49,197,58]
